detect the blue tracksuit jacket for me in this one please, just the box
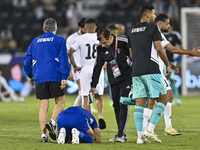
[24,32,70,85]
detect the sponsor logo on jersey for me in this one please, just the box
[37,37,54,43]
[32,60,36,66]
[105,51,109,54]
[90,118,94,124]
[131,27,146,33]
[55,57,59,62]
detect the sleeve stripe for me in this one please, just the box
[118,37,128,43]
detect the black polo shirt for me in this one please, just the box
[91,35,132,87]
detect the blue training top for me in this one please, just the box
[24,32,70,85]
[57,106,98,131]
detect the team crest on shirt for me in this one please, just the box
[117,48,121,53]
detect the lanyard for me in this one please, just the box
[115,36,118,58]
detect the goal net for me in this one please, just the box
[181,8,200,95]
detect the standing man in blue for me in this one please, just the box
[57,106,101,144]
[127,4,171,144]
[24,18,70,142]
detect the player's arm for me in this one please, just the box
[165,44,200,57]
[127,34,132,60]
[24,43,33,79]
[90,48,104,95]
[59,38,70,89]
[154,41,171,78]
[93,127,101,143]
[153,26,171,77]
[68,48,82,71]
[68,68,74,81]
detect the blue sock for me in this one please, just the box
[150,102,165,126]
[170,81,179,99]
[79,132,93,143]
[134,106,144,131]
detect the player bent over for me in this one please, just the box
[57,106,101,144]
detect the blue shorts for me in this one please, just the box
[132,74,166,99]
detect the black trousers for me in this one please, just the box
[110,77,132,137]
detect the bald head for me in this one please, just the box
[116,23,125,36]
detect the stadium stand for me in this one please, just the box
[0,0,198,54]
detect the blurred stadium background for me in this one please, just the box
[0,0,200,97]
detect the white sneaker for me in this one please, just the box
[57,128,66,144]
[165,127,182,136]
[109,135,117,142]
[17,97,25,102]
[115,135,126,142]
[172,99,182,105]
[2,97,11,102]
[144,130,161,143]
[72,128,80,144]
[137,135,150,144]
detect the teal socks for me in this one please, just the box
[134,106,144,131]
[150,102,165,126]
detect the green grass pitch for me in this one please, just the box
[0,94,200,150]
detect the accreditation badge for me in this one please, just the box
[109,58,121,78]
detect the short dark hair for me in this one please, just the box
[78,18,87,28]
[155,14,169,23]
[106,23,117,30]
[43,18,57,32]
[85,18,96,25]
[139,4,154,18]
[97,28,110,41]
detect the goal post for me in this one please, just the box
[181,8,200,96]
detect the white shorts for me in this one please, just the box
[161,71,171,91]
[71,64,80,81]
[72,50,81,81]
[80,66,104,96]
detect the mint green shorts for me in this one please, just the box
[132,74,166,99]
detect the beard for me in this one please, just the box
[161,28,169,32]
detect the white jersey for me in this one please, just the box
[71,33,99,67]
[159,33,171,90]
[158,33,170,72]
[0,75,12,93]
[66,32,81,67]
[0,75,25,101]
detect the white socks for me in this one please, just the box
[42,134,47,138]
[74,91,82,106]
[137,131,143,139]
[143,108,153,131]
[147,123,155,133]
[143,108,155,132]
[51,119,55,126]
[164,102,172,129]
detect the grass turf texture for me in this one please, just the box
[0,95,200,150]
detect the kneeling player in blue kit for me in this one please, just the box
[57,106,101,144]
